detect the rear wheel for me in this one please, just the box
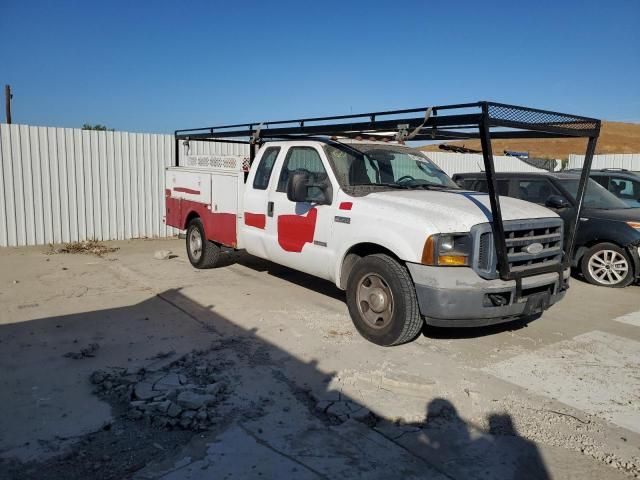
[186,218,221,269]
[346,254,423,346]
[581,242,633,288]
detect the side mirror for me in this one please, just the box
[286,170,332,204]
[545,195,570,209]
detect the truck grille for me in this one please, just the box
[474,218,564,278]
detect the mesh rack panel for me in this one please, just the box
[487,103,599,134]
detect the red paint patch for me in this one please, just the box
[339,202,353,210]
[165,189,172,197]
[165,195,183,228]
[205,212,237,247]
[277,208,317,253]
[244,212,266,229]
[174,187,201,195]
[165,196,237,247]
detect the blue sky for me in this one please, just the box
[1,0,639,133]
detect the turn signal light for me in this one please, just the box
[421,236,435,265]
[627,221,640,230]
[438,255,468,266]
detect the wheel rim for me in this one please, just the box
[189,228,203,261]
[356,273,394,329]
[587,249,628,285]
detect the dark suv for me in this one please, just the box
[453,172,640,288]
[566,169,640,207]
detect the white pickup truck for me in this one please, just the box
[165,139,568,346]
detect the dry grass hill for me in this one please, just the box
[420,121,640,159]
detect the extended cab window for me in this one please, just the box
[277,147,329,200]
[252,147,280,190]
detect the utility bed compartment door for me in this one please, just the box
[166,169,212,206]
[210,173,239,215]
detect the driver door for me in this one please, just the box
[264,145,335,279]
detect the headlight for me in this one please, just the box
[440,236,455,252]
[421,233,472,266]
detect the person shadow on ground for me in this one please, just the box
[405,398,551,480]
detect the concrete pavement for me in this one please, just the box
[0,238,638,479]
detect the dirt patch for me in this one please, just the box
[46,241,119,256]
[0,413,194,480]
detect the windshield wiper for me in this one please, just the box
[350,182,411,189]
[403,183,456,190]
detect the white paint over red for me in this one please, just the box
[174,187,201,195]
[166,140,560,289]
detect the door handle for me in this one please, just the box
[267,201,274,217]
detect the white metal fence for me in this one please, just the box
[424,151,550,176]
[5,122,630,248]
[567,153,640,172]
[0,123,249,247]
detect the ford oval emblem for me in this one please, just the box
[524,242,544,255]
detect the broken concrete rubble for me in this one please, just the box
[176,391,216,410]
[153,250,172,260]
[89,349,229,432]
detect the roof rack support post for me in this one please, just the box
[478,103,510,281]
[249,142,256,165]
[564,132,599,270]
[174,134,179,167]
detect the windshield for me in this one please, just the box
[560,178,630,209]
[323,143,458,190]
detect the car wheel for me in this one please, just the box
[186,218,221,269]
[346,254,423,346]
[581,242,634,288]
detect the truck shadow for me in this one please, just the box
[226,250,347,301]
[421,314,542,340]
[225,250,544,340]
[0,288,550,479]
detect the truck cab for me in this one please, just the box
[166,139,569,345]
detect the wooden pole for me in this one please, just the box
[4,85,12,124]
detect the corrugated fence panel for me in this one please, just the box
[0,123,250,247]
[568,153,640,172]
[424,151,551,176]
[1,125,16,246]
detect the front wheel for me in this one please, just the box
[346,254,423,346]
[581,242,634,288]
[186,218,221,269]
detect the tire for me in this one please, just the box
[346,254,423,346]
[580,242,634,288]
[186,218,221,269]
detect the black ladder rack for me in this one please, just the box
[174,100,601,289]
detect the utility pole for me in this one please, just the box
[5,85,12,124]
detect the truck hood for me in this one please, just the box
[363,189,559,232]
